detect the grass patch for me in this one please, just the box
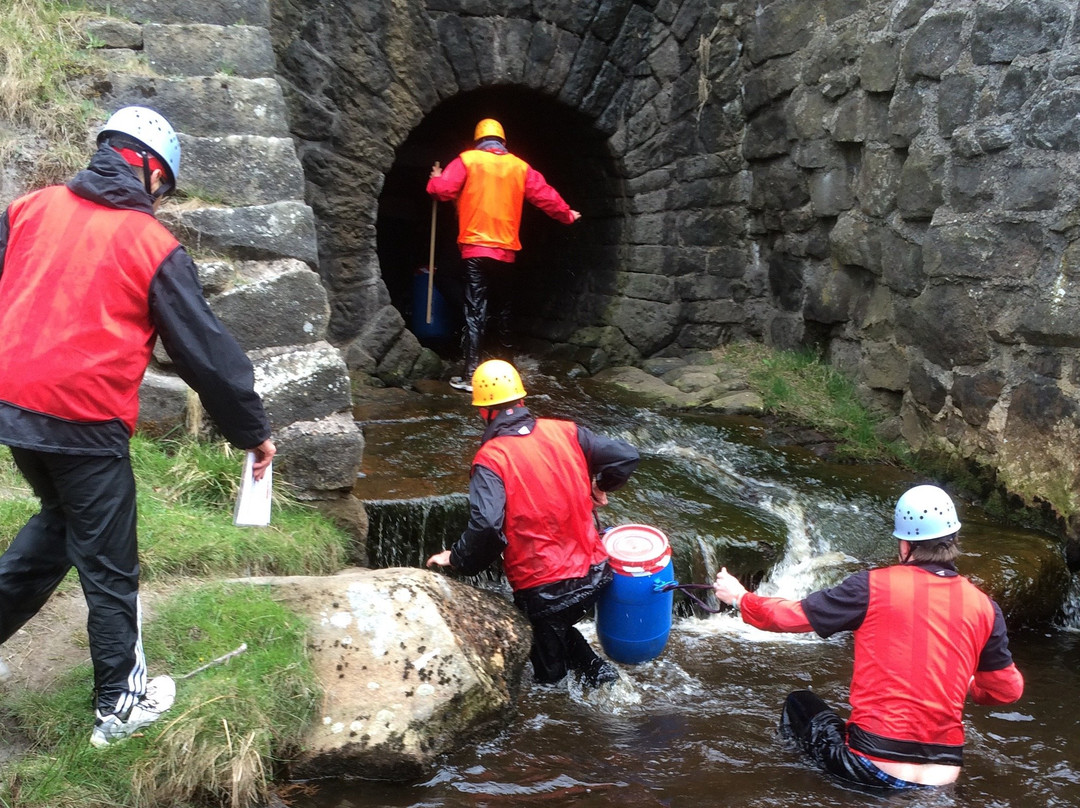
[0,436,352,579]
[719,342,907,463]
[1,582,319,808]
[0,0,105,185]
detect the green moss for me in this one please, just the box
[718,342,908,463]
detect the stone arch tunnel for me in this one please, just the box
[374,85,623,362]
[271,0,748,381]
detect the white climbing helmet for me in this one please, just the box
[892,484,961,542]
[97,106,181,189]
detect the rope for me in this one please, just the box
[655,581,722,614]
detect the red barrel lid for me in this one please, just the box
[603,524,671,575]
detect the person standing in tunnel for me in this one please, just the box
[712,484,1024,791]
[0,106,275,747]
[426,359,638,687]
[427,119,581,393]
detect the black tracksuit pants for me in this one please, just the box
[0,448,146,715]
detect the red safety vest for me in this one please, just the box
[456,149,528,252]
[473,418,606,591]
[848,565,997,760]
[0,185,177,433]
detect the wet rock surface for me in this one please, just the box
[244,568,531,781]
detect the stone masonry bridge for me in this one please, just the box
[81,0,1080,552]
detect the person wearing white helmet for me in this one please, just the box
[713,484,1024,790]
[427,119,581,393]
[0,106,276,747]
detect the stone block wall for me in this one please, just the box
[735,0,1080,522]
[263,0,1080,524]
[72,0,1080,528]
[75,0,367,542]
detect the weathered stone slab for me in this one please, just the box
[83,0,270,26]
[900,12,965,80]
[252,342,353,428]
[85,18,143,49]
[971,0,1070,65]
[178,135,305,205]
[255,568,531,781]
[137,367,190,436]
[273,412,364,492]
[97,74,290,138]
[210,260,330,351]
[743,0,817,64]
[160,201,318,265]
[144,24,276,78]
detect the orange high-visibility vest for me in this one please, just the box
[456,149,529,252]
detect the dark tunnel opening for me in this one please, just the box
[376,86,623,367]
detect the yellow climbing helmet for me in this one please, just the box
[473,118,505,142]
[472,360,526,407]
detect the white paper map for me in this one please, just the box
[233,451,272,527]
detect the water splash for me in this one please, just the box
[753,495,852,600]
[1057,576,1080,632]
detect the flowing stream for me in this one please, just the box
[298,360,1080,807]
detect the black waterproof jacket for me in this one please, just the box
[449,405,639,616]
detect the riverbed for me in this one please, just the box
[300,359,1079,807]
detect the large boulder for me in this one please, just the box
[248,568,532,781]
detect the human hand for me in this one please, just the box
[250,439,276,481]
[569,209,581,222]
[713,567,747,607]
[426,550,452,568]
[591,481,608,508]
[430,161,442,178]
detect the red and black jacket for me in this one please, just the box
[0,146,270,455]
[449,405,639,612]
[742,561,1023,766]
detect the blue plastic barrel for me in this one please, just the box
[596,525,674,665]
[411,266,451,341]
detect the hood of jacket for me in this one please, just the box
[67,145,156,215]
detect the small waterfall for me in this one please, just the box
[1058,576,1080,631]
[365,494,470,568]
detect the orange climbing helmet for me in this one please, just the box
[472,359,526,407]
[473,118,505,142]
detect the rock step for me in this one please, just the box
[179,134,305,206]
[97,74,290,138]
[84,0,270,27]
[144,23,276,79]
[158,200,318,266]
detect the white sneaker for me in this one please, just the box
[90,675,176,748]
[449,376,473,393]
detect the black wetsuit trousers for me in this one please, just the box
[781,690,924,790]
[0,448,144,715]
[462,256,514,377]
[524,593,604,684]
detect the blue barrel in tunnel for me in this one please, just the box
[596,525,674,665]
[411,266,451,341]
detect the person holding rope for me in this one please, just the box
[426,119,580,393]
[426,360,638,687]
[713,484,1023,790]
[0,107,275,747]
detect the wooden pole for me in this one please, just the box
[426,162,440,324]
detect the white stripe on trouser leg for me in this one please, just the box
[113,595,148,716]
